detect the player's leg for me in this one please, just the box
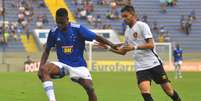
[139,81,153,101]
[136,70,154,101]
[75,79,97,101]
[38,63,61,101]
[38,63,61,81]
[178,61,182,78]
[175,63,179,79]
[161,82,181,101]
[151,65,181,101]
[68,67,97,101]
[177,64,181,78]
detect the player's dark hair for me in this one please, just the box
[121,5,136,15]
[56,8,68,17]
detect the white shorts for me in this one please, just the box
[51,61,92,80]
[175,61,183,65]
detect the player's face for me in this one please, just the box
[56,16,69,31]
[121,11,136,26]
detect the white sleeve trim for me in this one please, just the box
[50,26,58,32]
[71,22,80,28]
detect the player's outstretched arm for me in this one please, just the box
[97,43,128,55]
[109,47,128,55]
[95,34,118,49]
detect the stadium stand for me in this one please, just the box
[44,0,76,22]
[0,38,25,52]
[65,0,94,29]
[133,0,201,52]
[65,0,201,52]
[1,0,200,52]
[65,0,123,31]
[0,0,25,52]
[0,0,55,52]
[20,35,38,53]
[29,0,55,29]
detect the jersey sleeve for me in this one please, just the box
[79,25,96,41]
[141,23,153,39]
[46,30,55,49]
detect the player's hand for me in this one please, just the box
[122,44,135,51]
[111,44,119,50]
[95,42,108,49]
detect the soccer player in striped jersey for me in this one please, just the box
[99,5,181,101]
[37,8,117,101]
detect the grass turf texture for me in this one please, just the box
[0,72,200,101]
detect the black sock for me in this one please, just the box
[141,93,154,101]
[169,90,181,101]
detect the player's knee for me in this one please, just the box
[161,83,174,95]
[164,88,174,95]
[139,83,151,93]
[165,87,173,93]
[140,89,150,94]
[37,65,49,79]
[39,65,49,74]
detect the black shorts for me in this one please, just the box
[136,65,170,85]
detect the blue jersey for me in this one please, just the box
[46,23,96,67]
[173,48,183,62]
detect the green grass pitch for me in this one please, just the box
[0,72,200,101]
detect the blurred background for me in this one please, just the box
[0,0,201,101]
[0,0,200,72]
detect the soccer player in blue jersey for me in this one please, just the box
[173,44,183,79]
[37,8,117,101]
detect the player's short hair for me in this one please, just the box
[121,5,136,15]
[56,8,68,17]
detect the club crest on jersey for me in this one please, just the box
[133,32,138,39]
[62,45,73,54]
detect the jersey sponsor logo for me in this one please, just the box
[133,32,138,39]
[62,45,73,54]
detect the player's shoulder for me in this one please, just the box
[50,26,58,33]
[133,21,149,31]
[136,21,148,26]
[70,22,81,28]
